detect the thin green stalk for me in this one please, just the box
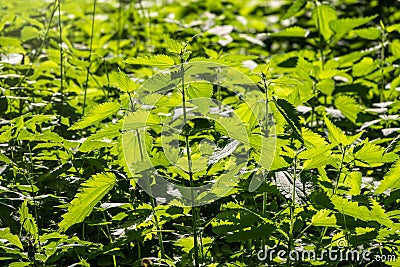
[261,72,269,250]
[137,242,141,259]
[104,59,110,100]
[310,82,316,128]
[101,209,117,267]
[180,53,200,267]
[286,155,298,267]
[261,72,269,137]
[379,24,387,102]
[261,192,267,249]
[150,197,166,259]
[312,1,326,128]
[83,0,97,115]
[333,146,346,195]
[314,0,325,70]
[58,0,64,103]
[17,1,59,87]
[117,0,122,56]
[17,1,59,114]
[316,145,347,255]
[26,142,39,245]
[130,1,140,54]
[137,0,150,51]
[135,125,166,259]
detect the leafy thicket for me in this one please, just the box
[0,0,400,266]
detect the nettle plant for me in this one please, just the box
[0,0,400,266]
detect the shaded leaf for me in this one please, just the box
[283,0,307,20]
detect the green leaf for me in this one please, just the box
[347,172,362,195]
[331,195,371,220]
[334,95,360,123]
[269,26,309,37]
[124,55,175,69]
[329,15,378,42]
[69,101,120,130]
[390,75,400,91]
[302,128,328,148]
[316,78,335,96]
[282,0,307,20]
[79,140,114,152]
[355,139,398,165]
[391,39,400,58]
[86,121,122,141]
[123,110,160,130]
[187,81,213,99]
[175,236,213,253]
[324,116,347,146]
[299,144,337,169]
[352,57,377,77]
[204,48,219,58]
[19,200,38,239]
[8,262,30,267]
[311,209,337,227]
[387,23,400,33]
[314,4,337,41]
[109,70,139,93]
[212,207,275,242]
[298,144,334,160]
[376,160,400,194]
[0,153,12,164]
[235,102,259,130]
[21,26,39,42]
[59,172,116,232]
[274,98,303,142]
[331,195,395,228]
[303,155,337,170]
[165,36,183,54]
[0,228,23,250]
[353,27,381,40]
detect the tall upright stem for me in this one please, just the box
[180,55,199,267]
[58,0,64,103]
[83,0,97,115]
[287,155,298,267]
[380,27,386,102]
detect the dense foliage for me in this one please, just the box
[0,0,400,266]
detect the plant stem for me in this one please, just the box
[261,71,269,250]
[180,54,199,267]
[17,1,59,114]
[333,146,346,195]
[134,125,166,260]
[102,209,117,267]
[380,27,387,102]
[58,0,64,103]
[104,59,110,100]
[150,197,166,259]
[262,191,267,249]
[117,0,122,56]
[314,0,325,70]
[261,72,269,137]
[287,154,298,267]
[83,0,97,115]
